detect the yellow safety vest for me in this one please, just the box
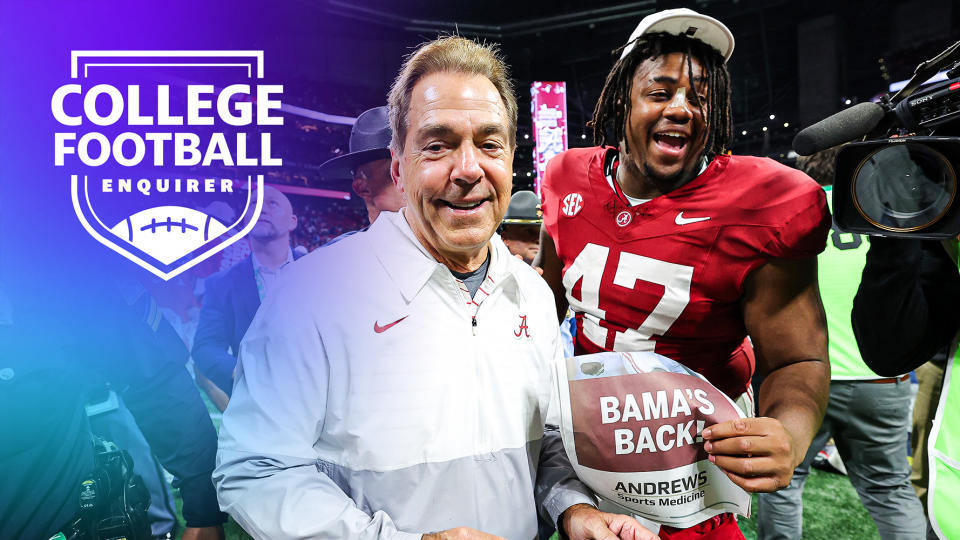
[929,241,960,539]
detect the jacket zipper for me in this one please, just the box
[471,315,477,336]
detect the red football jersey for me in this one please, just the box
[542,147,830,398]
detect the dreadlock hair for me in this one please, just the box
[592,32,732,160]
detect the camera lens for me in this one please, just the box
[852,143,957,231]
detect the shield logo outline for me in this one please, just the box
[71,174,264,280]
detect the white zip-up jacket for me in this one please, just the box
[214,211,595,539]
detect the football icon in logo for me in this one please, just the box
[110,206,230,265]
[72,174,263,280]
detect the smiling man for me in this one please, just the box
[536,9,832,539]
[214,36,657,540]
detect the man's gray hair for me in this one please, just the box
[387,36,518,152]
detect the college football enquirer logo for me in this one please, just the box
[53,51,282,280]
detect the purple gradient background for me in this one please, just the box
[0,1,317,286]
[0,4,389,534]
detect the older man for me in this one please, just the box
[214,36,656,540]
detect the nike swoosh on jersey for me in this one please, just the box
[675,212,711,225]
[374,316,408,333]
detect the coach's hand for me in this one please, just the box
[422,527,505,540]
[702,417,798,492]
[562,503,660,540]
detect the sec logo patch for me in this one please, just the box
[562,193,583,217]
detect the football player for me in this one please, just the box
[536,8,831,538]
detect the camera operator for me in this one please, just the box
[0,267,227,540]
[791,41,960,537]
[852,232,960,540]
[756,147,926,539]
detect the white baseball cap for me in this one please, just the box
[620,8,735,62]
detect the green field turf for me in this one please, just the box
[737,468,880,540]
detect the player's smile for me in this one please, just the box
[652,129,691,158]
[621,52,708,197]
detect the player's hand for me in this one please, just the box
[562,503,660,540]
[702,417,798,492]
[514,253,545,275]
[421,527,506,540]
[181,525,225,540]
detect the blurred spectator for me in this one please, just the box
[499,190,542,265]
[318,106,404,225]
[192,186,302,406]
[289,196,368,250]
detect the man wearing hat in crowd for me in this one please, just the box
[500,190,543,265]
[536,8,831,538]
[318,106,404,225]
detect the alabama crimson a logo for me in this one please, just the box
[562,193,583,217]
[514,315,531,339]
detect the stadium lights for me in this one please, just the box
[844,99,852,105]
[769,114,775,120]
[741,130,747,135]
[526,172,532,177]
[523,133,530,140]
[581,134,587,139]
[762,126,768,132]
[783,122,789,128]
